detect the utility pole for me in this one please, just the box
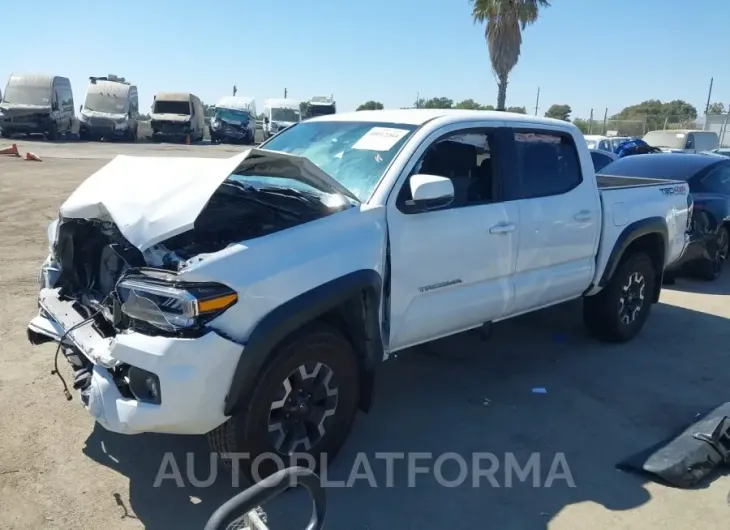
[534,87,540,115]
[416,92,420,109]
[232,85,237,97]
[705,77,713,115]
[602,108,608,135]
[284,88,288,98]
[663,116,668,130]
[588,108,594,134]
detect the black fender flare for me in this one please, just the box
[224,269,383,417]
[598,216,669,292]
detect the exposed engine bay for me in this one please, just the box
[52,179,349,332]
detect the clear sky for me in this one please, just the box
[1,0,727,119]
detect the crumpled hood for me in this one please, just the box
[58,149,360,251]
[150,113,191,122]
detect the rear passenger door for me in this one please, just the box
[505,128,601,316]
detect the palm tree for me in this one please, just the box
[470,0,550,110]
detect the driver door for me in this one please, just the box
[385,123,519,352]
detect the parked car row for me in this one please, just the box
[0,72,337,145]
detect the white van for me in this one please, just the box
[210,96,257,144]
[643,129,719,153]
[78,75,140,141]
[261,98,301,139]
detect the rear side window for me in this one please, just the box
[590,151,614,172]
[702,164,730,194]
[513,131,582,198]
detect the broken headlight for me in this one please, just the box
[117,276,238,332]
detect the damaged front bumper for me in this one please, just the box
[28,287,244,435]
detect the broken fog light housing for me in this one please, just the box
[128,366,161,404]
[117,277,238,332]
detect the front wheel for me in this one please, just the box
[694,226,729,281]
[208,322,360,483]
[583,252,655,343]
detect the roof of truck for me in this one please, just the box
[87,80,132,98]
[265,98,299,108]
[154,92,194,101]
[7,73,57,87]
[215,96,255,109]
[307,108,575,128]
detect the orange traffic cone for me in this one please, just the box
[0,143,20,157]
[185,134,191,145]
[25,152,42,162]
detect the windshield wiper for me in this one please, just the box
[221,181,304,217]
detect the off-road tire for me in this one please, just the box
[208,322,360,484]
[693,226,729,281]
[583,252,655,343]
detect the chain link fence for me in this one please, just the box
[574,114,699,137]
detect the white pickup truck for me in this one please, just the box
[28,110,692,479]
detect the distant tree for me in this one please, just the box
[612,99,697,121]
[708,102,725,115]
[572,118,590,134]
[455,98,483,110]
[356,101,384,111]
[506,106,526,114]
[422,97,454,109]
[137,113,151,121]
[470,0,551,110]
[545,104,572,121]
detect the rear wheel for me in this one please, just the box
[45,122,59,141]
[583,252,655,343]
[694,226,729,281]
[208,322,360,483]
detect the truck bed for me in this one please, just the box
[597,174,682,190]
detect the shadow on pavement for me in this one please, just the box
[663,268,730,295]
[83,291,730,529]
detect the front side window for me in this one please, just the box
[84,93,126,114]
[153,100,190,115]
[513,131,582,198]
[271,108,300,122]
[598,140,611,152]
[258,120,417,202]
[397,129,497,209]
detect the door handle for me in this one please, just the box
[489,222,517,234]
[574,210,593,222]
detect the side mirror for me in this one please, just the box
[79,105,82,113]
[405,174,454,212]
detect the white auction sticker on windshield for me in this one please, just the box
[352,127,410,151]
